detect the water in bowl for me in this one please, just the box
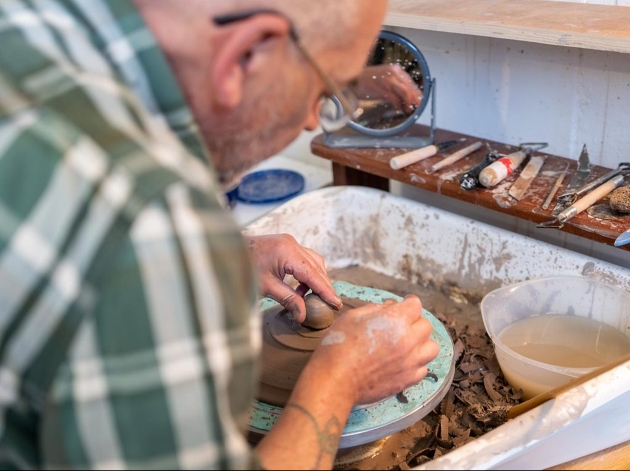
[499,314,630,369]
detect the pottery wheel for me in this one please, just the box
[249,280,456,449]
[257,294,371,407]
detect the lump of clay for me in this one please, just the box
[303,293,335,330]
[610,186,630,213]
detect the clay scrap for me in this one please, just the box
[327,267,523,470]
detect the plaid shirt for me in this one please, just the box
[0,0,261,469]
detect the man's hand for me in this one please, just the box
[257,294,438,469]
[354,63,423,115]
[308,295,439,406]
[246,234,342,323]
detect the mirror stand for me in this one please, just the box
[323,78,436,149]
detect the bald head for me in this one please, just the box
[137,0,367,54]
[218,0,362,54]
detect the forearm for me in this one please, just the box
[255,360,355,470]
[254,296,438,469]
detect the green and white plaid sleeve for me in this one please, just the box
[0,0,261,469]
[42,184,261,470]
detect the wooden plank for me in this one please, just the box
[385,0,630,54]
[310,126,630,249]
[549,440,630,470]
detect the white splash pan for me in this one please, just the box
[244,186,630,470]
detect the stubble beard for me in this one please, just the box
[210,107,297,191]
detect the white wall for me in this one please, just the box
[398,28,630,170]
[279,3,630,269]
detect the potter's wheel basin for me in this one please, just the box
[258,294,374,407]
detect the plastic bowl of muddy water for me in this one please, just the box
[481,276,630,400]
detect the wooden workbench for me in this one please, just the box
[311,125,630,249]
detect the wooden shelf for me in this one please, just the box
[385,0,630,54]
[311,125,630,250]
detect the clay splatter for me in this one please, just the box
[322,330,346,346]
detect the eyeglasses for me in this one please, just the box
[213,9,363,132]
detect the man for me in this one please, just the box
[0,0,438,469]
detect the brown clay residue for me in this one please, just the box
[302,293,335,330]
[327,267,522,470]
[257,295,371,407]
[252,266,522,469]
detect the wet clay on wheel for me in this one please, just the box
[257,294,370,407]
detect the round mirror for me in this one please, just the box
[347,30,431,137]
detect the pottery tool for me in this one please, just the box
[615,229,630,247]
[460,150,501,190]
[556,162,630,206]
[390,138,465,170]
[507,351,630,420]
[552,144,591,216]
[426,141,483,175]
[541,165,569,210]
[508,155,546,201]
[479,142,548,188]
[538,174,625,228]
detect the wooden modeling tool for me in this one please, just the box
[557,162,630,206]
[508,155,546,201]
[390,139,465,170]
[538,175,625,228]
[542,166,569,210]
[426,141,483,175]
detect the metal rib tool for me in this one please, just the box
[552,144,591,216]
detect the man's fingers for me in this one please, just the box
[286,258,341,311]
[303,247,329,279]
[301,249,330,288]
[405,338,440,378]
[295,282,310,298]
[266,280,306,323]
[418,338,440,366]
[388,295,424,323]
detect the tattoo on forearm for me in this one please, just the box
[285,402,342,468]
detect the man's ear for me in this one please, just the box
[212,14,291,109]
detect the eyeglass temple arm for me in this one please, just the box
[291,39,358,118]
[213,9,282,26]
[213,9,357,118]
